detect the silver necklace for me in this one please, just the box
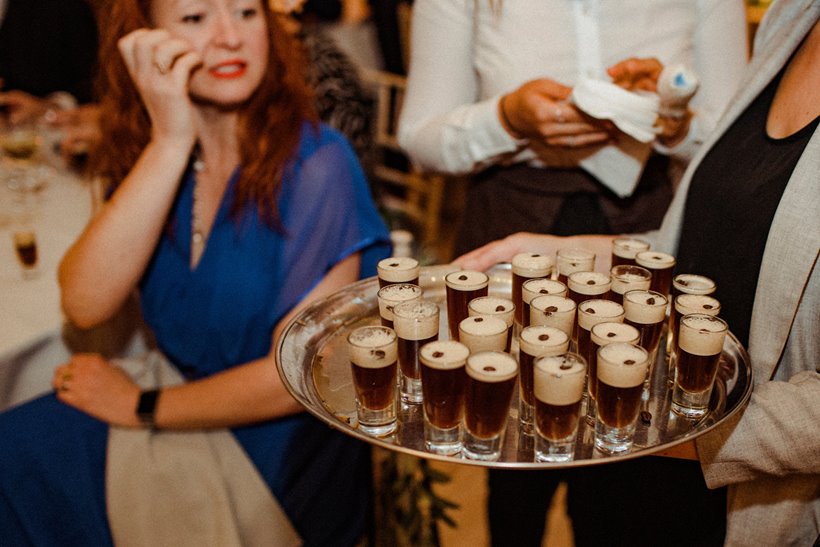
[190,149,206,268]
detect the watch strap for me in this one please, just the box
[136,389,160,428]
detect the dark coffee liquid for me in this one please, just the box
[535,400,581,440]
[446,286,488,341]
[624,319,664,355]
[576,326,595,385]
[15,242,37,267]
[676,350,721,393]
[518,350,536,406]
[380,317,394,330]
[351,361,397,410]
[513,272,547,326]
[610,255,637,268]
[378,275,419,289]
[588,342,602,400]
[398,335,438,380]
[421,364,467,429]
[464,376,516,438]
[647,265,674,298]
[596,381,644,428]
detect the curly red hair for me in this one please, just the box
[91,0,317,224]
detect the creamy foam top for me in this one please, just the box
[466,351,518,382]
[675,294,721,316]
[590,322,639,346]
[522,279,568,302]
[612,237,650,259]
[556,248,596,275]
[635,251,676,269]
[519,326,570,357]
[393,301,440,340]
[578,299,624,329]
[533,353,586,405]
[623,290,667,324]
[568,271,611,295]
[512,252,554,277]
[377,256,420,282]
[460,316,507,337]
[673,274,716,295]
[597,342,648,387]
[378,284,423,320]
[530,295,576,333]
[419,340,469,370]
[445,270,489,291]
[348,327,398,368]
[469,296,515,326]
[679,314,727,356]
[610,265,652,294]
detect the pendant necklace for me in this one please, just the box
[190,148,206,268]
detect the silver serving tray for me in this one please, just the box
[276,264,752,469]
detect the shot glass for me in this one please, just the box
[534,352,586,462]
[671,314,728,419]
[568,271,612,341]
[347,326,399,436]
[521,278,568,330]
[666,274,717,358]
[512,252,554,329]
[518,326,570,435]
[623,289,668,372]
[463,351,518,461]
[635,251,676,300]
[12,229,39,279]
[445,270,489,341]
[667,294,722,386]
[555,247,596,285]
[377,283,422,329]
[611,237,650,268]
[586,322,640,424]
[594,342,650,454]
[393,300,440,404]
[419,340,470,455]
[529,294,576,338]
[468,296,515,352]
[610,265,652,306]
[377,256,420,288]
[459,315,508,354]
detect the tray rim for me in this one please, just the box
[276,264,753,469]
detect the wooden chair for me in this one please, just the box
[359,68,447,247]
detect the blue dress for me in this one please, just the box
[0,124,391,546]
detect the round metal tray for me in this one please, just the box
[276,264,752,468]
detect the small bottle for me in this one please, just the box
[657,64,699,119]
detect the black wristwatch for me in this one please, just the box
[136,389,161,428]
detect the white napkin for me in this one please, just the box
[570,77,660,143]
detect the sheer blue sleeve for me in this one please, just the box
[274,125,391,318]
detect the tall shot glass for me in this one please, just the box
[445,270,489,341]
[568,271,612,343]
[671,314,728,419]
[594,343,650,454]
[468,296,515,352]
[530,294,576,339]
[611,237,650,268]
[459,315,508,354]
[377,256,420,288]
[521,278,568,330]
[534,353,586,462]
[511,252,554,331]
[635,251,676,300]
[667,294,721,386]
[419,341,469,455]
[347,326,399,436]
[463,352,518,461]
[623,289,668,387]
[393,301,440,404]
[665,274,717,361]
[586,322,640,424]
[610,265,652,307]
[518,326,570,435]
[555,247,595,285]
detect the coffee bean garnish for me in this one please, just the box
[495,305,505,312]
[624,359,635,365]
[483,366,497,373]
[545,306,558,312]
[704,304,714,310]
[458,274,468,281]
[559,363,572,370]
[389,262,399,268]
[533,254,541,257]
[587,279,596,285]
[640,410,652,424]
[432,351,444,358]
[539,289,549,294]
[538,334,550,341]
[647,297,656,305]
[474,317,484,322]
[607,332,616,338]
[586,307,597,314]
[679,280,689,286]
[373,350,386,359]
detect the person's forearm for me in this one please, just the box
[59,140,192,328]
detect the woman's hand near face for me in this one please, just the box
[118,28,203,150]
[500,78,614,148]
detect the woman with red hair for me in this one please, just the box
[0,1,389,545]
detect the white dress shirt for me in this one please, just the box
[398,0,748,197]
